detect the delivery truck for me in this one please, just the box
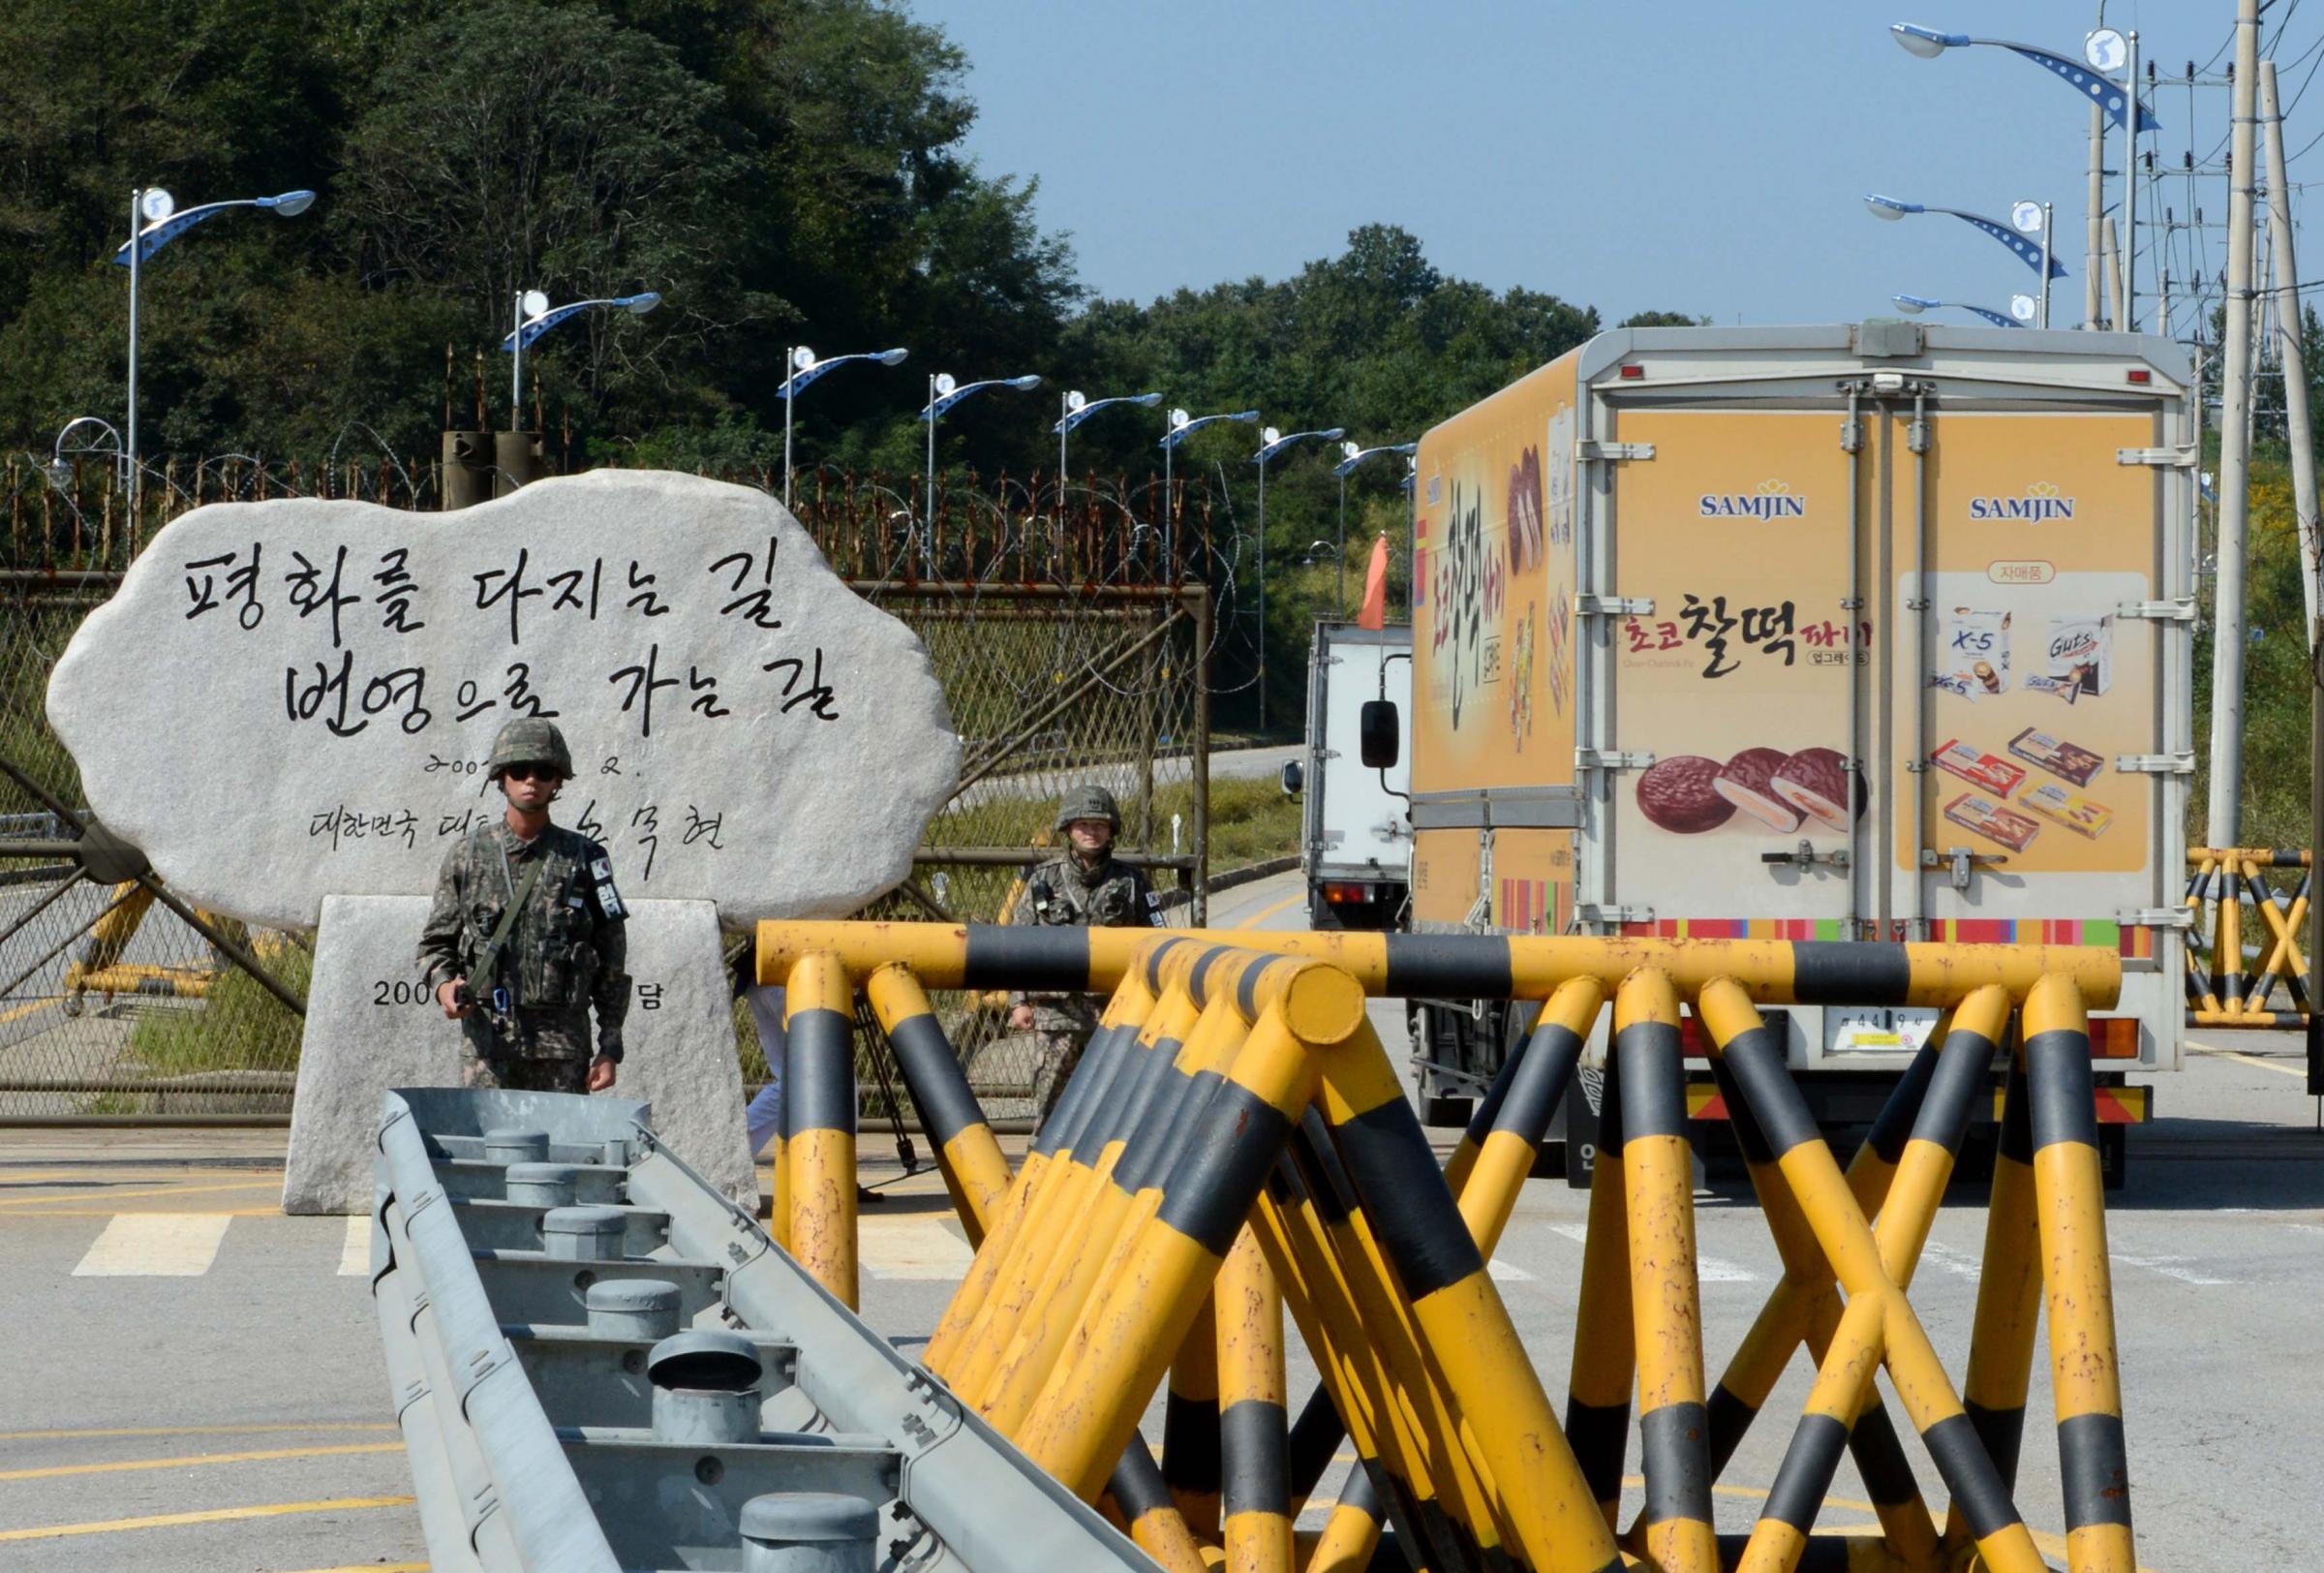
[1289,619,1413,930]
[1387,321,2191,1179]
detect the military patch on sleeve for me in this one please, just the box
[589,856,627,920]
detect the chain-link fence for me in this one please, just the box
[0,454,1224,1122]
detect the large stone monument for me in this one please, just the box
[47,470,960,1211]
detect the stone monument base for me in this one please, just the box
[282,895,755,1214]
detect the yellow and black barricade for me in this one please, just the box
[753,919,2138,1573]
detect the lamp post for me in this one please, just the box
[1157,408,1262,576]
[2009,199,2056,327]
[110,186,315,517]
[1890,293,2038,328]
[1864,194,2070,282]
[1330,440,1420,610]
[1890,22,2158,329]
[502,290,662,430]
[918,371,1043,571]
[1250,424,1345,731]
[780,346,909,509]
[1054,389,1164,521]
[44,416,126,492]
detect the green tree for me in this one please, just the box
[335,2,741,431]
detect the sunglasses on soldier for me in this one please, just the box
[503,762,565,783]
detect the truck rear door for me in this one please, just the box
[1600,408,1870,939]
[1893,399,2186,1065]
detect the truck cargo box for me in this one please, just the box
[1406,323,2191,1095]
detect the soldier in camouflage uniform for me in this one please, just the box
[1007,785,1162,1121]
[418,719,630,1094]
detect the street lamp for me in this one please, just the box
[780,346,909,509]
[501,290,662,431]
[1888,22,2156,129]
[109,186,317,515]
[1330,440,1420,609]
[1250,425,1345,731]
[1054,389,1164,520]
[45,416,125,492]
[1890,293,2038,328]
[1157,408,1262,574]
[1891,21,2158,329]
[918,371,1043,570]
[1864,195,2068,279]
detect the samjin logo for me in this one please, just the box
[1697,478,1805,519]
[1968,480,2076,522]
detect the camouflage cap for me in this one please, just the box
[487,718,574,781]
[1055,784,1121,833]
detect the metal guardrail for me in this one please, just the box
[374,1086,1159,1571]
[752,922,2136,1573]
[2185,847,2312,1027]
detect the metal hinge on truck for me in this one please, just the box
[1575,748,1655,772]
[1576,904,1653,927]
[2118,907,2196,930]
[2113,753,2194,775]
[1575,594,1653,617]
[2117,446,2198,468]
[1575,440,1655,463]
[2116,598,2196,622]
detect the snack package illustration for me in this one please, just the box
[1933,606,2011,696]
[2018,781,2115,840]
[1942,790,2042,852]
[1930,738,2027,797]
[2006,726,2104,786]
[2046,613,2113,696]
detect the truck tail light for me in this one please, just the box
[1322,882,1372,904]
[2089,1016,2141,1058]
[2126,368,2152,384]
[1618,363,1644,379]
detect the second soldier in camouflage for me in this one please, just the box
[1007,784,1161,1121]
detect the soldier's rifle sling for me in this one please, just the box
[470,855,547,1019]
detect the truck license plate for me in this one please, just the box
[1824,1006,1940,1055]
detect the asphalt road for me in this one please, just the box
[0,866,2315,1569]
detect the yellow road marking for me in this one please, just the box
[0,1178,275,1210]
[0,1440,404,1482]
[0,1493,413,1542]
[2187,1037,2308,1079]
[1238,890,1304,929]
[0,998,56,1025]
[6,1206,284,1218]
[0,1422,394,1442]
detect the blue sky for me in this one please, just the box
[910,1,2308,336]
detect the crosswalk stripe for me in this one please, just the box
[1915,1240,1985,1280]
[1546,1220,1757,1282]
[857,1215,974,1280]
[1486,1257,1534,1282]
[73,1214,231,1277]
[338,1216,372,1278]
[2113,1251,2231,1286]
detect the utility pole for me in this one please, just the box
[2262,59,2322,642]
[2087,101,2105,329]
[2208,0,2261,849]
[2125,31,2140,331]
[2104,219,2125,331]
